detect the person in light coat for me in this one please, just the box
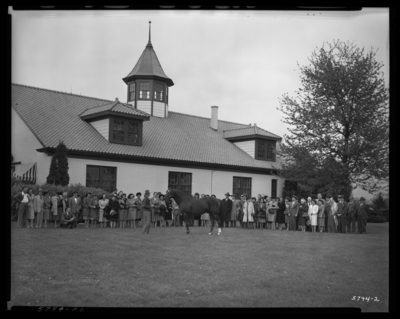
[34,189,45,228]
[327,196,338,233]
[242,195,254,228]
[309,199,319,233]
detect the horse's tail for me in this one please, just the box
[217,199,229,224]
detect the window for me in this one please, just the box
[86,165,116,193]
[110,117,142,145]
[128,82,135,102]
[233,177,252,199]
[168,172,192,195]
[154,82,164,102]
[139,82,150,100]
[255,139,276,161]
[271,179,277,198]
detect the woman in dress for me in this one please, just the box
[230,195,239,228]
[327,197,338,233]
[258,198,267,229]
[310,199,319,233]
[276,197,286,230]
[317,199,325,233]
[284,197,290,231]
[118,193,128,229]
[27,188,35,228]
[298,198,308,232]
[158,194,167,227]
[90,194,99,228]
[51,192,60,228]
[134,192,143,227]
[242,195,254,229]
[43,191,52,228]
[267,198,277,230]
[99,193,109,228]
[127,193,136,228]
[252,197,259,229]
[82,193,91,228]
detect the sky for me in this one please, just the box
[10,7,389,199]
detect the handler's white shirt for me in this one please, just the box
[21,192,29,203]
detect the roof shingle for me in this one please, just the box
[79,99,150,118]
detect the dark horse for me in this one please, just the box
[165,189,227,235]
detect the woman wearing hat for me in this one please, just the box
[133,192,143,227]
[26,188,35,229]
[118,193,128,229]
[230,195,240,228]
[298,198,309,232]
[90,194,100,228]
[158,194,168,227]
[242,194,254,229]
[150,192,160,227]
[99,193,109,228]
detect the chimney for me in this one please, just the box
[210,106,218,130]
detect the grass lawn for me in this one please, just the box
[9,221,389,311]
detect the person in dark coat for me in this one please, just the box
[221,193,233,228]
[276,197,286,230]
[346,195,359,233]
[357,197,372,234]
[288,195,299,231]
[336,195,348,233]
[324,197,331,232]
[107,194,119,228]
[60,208,77,229]
[298,198,309,232]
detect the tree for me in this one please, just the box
[277,40,389,199]
[372,192,386,210]
[46,141,70,186]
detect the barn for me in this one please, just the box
[11,24,284,199]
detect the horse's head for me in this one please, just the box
[165,189,175,202]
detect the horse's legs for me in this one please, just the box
[209,213,215,235]
[184,213,190,234]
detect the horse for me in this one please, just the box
[165,189,228,235]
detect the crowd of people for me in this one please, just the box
[13,187,372,234]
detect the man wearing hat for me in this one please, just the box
[68,191,82,224]
[142,190,152,234]
[34,189,45,228]
[221,192,233,227]
[357,197,372,234]
[346,195,359,233]
[336,195,348,233]
[288,195,299,231]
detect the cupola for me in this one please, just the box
[122,21,174,118]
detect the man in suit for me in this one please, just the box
[324,197,331,232]
[357,197,372,234]
[14,186,29,228]
[336,195,348,233]
[34,188,45,228]
[60,208,77,229]
[346,195,359,233]
[288,195,299,231]
[68,191,82,224]
[221,192,233,227]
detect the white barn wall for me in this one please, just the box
[11,108,52,184]
[233,140,255,158]
[90,118,109,140]
[153,101,165,118]
[66,157,284,197]
[136,100,151,115]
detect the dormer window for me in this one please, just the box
[154,82,164,102]
[128,82,135,102]
[255,139,276,161]
[139,82,150,100]
[110,117,143,146]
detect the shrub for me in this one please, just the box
[367,207,386,223]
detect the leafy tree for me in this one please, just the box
[46,141,70,186]
[372,192,386,210]
[277,40,389,199]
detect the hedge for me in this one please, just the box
[367,209,387,223]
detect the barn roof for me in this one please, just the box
[12,83,282,171]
